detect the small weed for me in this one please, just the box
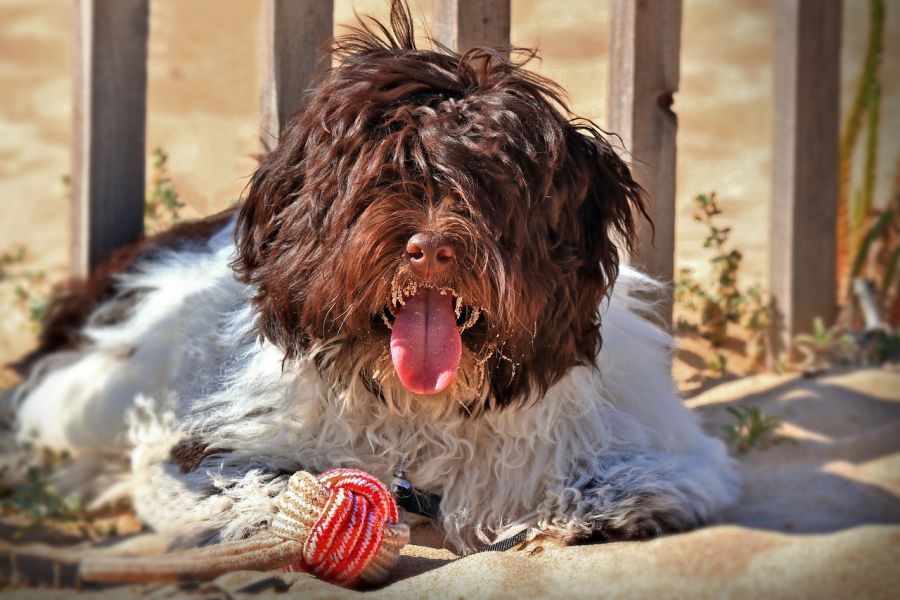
[722,405,783,453]
[706,352,728,377]
[25,293,48,327]
[741,285,772,370]
[1,246,49,331]
[675,193,773,374]
[793,316,861,371]
[0,247,26,271]
[0,449,85,537]
[145,147,184,234]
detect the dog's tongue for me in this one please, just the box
[390,288,461,395]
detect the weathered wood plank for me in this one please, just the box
[434,0,510,53]
[71,0,149,277]
[260,0,334,152]
[608,0,682,324]
[770,0,841,349]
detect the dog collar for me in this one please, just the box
[390,461,442,520]
[389,460,528,552]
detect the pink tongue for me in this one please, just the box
[390,288,462,395]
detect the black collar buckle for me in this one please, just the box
[390,461,442,521]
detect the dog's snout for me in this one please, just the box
[406,232,454,277]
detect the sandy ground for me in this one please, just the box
[1,367,898,598]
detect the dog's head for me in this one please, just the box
[234,2,646,412]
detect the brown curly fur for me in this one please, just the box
[233,2,647,409]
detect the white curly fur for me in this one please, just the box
[13,221,739,553]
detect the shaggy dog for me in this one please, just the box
[10,2,737,554]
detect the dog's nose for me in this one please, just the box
[406,232,454,277]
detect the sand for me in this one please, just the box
[1,367,897,598]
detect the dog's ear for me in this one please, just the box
[231,121,315,356]
[558,124,647,356]
[572,124,646,279]
[233,124,307,283]
[488,124,648,408]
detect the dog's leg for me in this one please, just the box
[131,457,290,546]
[127,406,295,546]
[539,444,739,542]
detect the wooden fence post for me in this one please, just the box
[770,0,841,351]
[608,0,682,326]
[434,0,510,53]
[71,0,149,277]
[260,0,334,152]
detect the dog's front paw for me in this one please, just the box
[584,491,698,542]
[512,532,568,554]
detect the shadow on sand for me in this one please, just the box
[690,368,900,534]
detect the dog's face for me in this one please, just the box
[234,5,645,412]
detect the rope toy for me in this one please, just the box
[276,468,407,585]
[80,468,410,587]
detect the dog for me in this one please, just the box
[9,1,737,554]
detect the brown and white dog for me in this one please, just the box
[11,2,737,553]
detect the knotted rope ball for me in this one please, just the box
[272,468,409,586]
[79,468,409,587]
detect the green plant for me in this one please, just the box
[741,284,772,370]
[838,0,885,295]
[838,0,900,328]
[853,161,900,327]
[145,147,184,234]
[14,282,48,328]
[675,193,773,373]
[675,193,740,346]
[0,449,85,537]
[0,247,26,271]
[705,352,727,377]
[1,246,49,330]
[722,405,783,453]
[793,316,860,371]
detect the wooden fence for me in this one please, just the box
[70,0,841,344]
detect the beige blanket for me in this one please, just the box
[2,368,898,598]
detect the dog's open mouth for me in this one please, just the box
[380,282,481,395]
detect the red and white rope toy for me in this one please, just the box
[80,468,410,587]
[276,468,408,585]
